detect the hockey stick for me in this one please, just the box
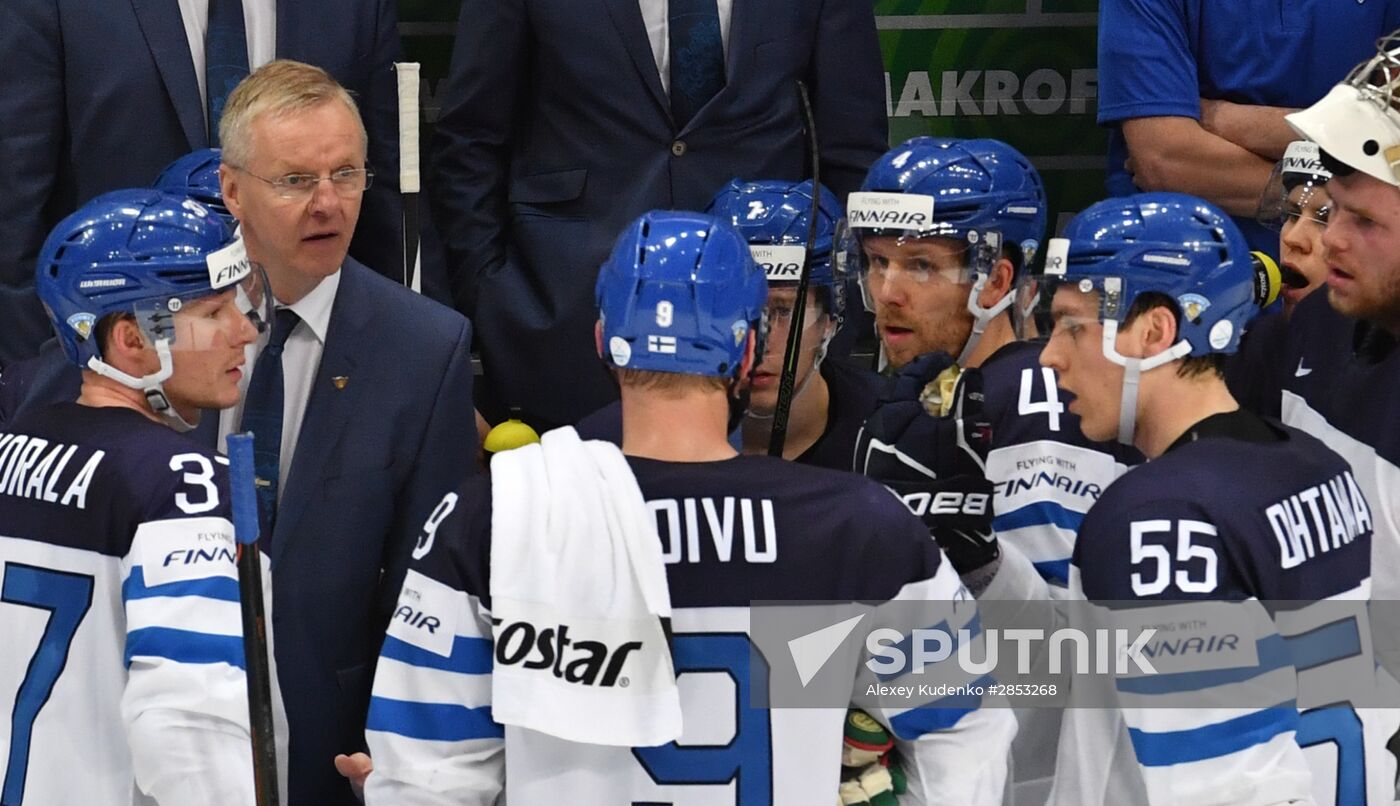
[227,432,280,806]
[767,80,821,457]
[396,62,423,294]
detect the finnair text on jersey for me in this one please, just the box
[647,496,778,564]
[0,433,105,510]
[1265,469,1371,570]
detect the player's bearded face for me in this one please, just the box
[861,235,974,369]
[1040,287,1123,443]
[1320,172,1400,333]
[748,287,831,414]
[225,101,365,302]
[159,290,260,420]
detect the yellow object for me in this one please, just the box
[483,418,540,453]
[1250,251,1283,309]
[919,364,963,417]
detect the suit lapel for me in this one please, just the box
[270,266,367,566]
[129,0,207,148]
[602,0,670,119]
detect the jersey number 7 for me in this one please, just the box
[1,563,94,805]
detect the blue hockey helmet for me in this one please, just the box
[36,189,270,418]
[846,137,1047,364]
[848,136,1047,272]
[706,178,845,317]
[153,148,234,228]
[1039,192,1268,444]
[1041,192,1259,358]
[596,210,767,378]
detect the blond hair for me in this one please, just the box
[614,368,729,395]
[218,60,367,168]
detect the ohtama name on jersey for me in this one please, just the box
[1266,469,1371,570]
[0,432,105,510]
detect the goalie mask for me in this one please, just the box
[1287,30,1400,186]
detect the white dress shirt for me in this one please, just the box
[220,269,340,503]
[176,0,277,127]
[638,0,733,96]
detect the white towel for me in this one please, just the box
[488,426,682,746]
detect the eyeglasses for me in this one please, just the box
[235,166,374,200]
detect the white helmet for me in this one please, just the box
[1288,31,1400,187]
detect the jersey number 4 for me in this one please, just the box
[1,563,94,805]
[1018,368,1064,432]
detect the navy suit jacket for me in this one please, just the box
[266,259,475,805]
[431,0,888,429]
[0,0,404,365]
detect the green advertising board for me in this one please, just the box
[399,0,1104,228]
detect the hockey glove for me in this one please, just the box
[855,354,999,575]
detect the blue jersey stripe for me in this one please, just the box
[1127,703,1299,767]
[1031,559,1070,585]
[366,696,503,742]
[993,501,1084,533]
[380,635,493,675]
[125,626,246,670]
[1285,617,1362,671]
[887,674,991,738]
[122,566,240,603]
[875,612,982,683]
[1116,635,1289,695]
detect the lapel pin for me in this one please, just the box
[333,376,349,390]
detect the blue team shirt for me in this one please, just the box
[1096,0,1400,256]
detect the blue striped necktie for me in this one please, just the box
[205,0,250,146]
[669,0,725,128]
[240,308,299,546]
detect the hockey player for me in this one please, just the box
[1226,141,1333,415]
[575,179,883,469]
[1038,191,1394,806]
[0,147,234,427]
[0,189,274,804]
[714,179,883,464]
[847,137,1139,592]
[1278,32,1400,605]
[358,210,1016,804]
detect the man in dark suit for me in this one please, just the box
[216,61,476,806]
[0,0,403,365]
[432,0,889,430]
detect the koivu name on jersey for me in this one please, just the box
[0,433,105,510]
[490,618,638,688]
[646,496,778,565]
[1265,469,1371,570]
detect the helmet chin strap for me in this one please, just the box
[956,273,1015,366]
[86,339,199,432]
[1100,320,1192,446]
